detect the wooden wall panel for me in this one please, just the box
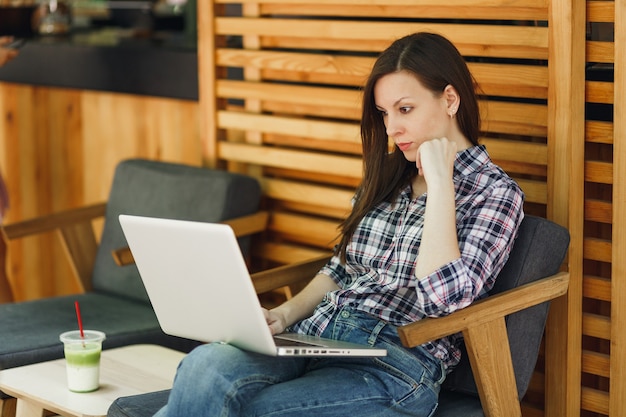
[0,83,201,301]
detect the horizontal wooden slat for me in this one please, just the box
[258,35,548,60]
[585,161,613,184]
[217,111,360,144]
[260,178,353,212]
[264,166,361,188]
[481,138,547,165]
[583,312,611,340]
[582,350,610,378]
[581,387,610,415]
[584,275,611,303]
[218,142,363,178]
[216,18,549,59]
[217,49,372,85]
[584,237,612,263]
[481,101,548,136]
[258,4,546,20]
[258,66,367,87]
[471,63,548,99]
[514,179,547,204]
[261,101,360,124]
[586,41,614,64]
[586,80,614,104]
[586,121,613,144]
[493,160,546,177]
[272,200,349,220]
[268,212,341,248]
[217,80,361,113]
[587,1,615,23]
[585,199,612,223]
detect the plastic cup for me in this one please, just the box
[59,330,106,393]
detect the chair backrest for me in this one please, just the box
[442,215,570,399]
[91,159,262,304]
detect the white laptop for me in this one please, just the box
[118,214,387,357]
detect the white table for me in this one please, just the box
[0,344,185,417]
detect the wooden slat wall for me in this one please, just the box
[197,1,582,415]
[200,0,552,267]
[581,1,625,416]
[0,84,201,300]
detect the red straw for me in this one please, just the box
[74,300,85,338]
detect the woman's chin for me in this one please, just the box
[399,149,417,162]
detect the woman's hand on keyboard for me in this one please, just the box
[263,308,287,335]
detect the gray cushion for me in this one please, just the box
[0,293,200,371]
[93,159,262,303]
[434,390,483,416]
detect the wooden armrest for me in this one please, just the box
[397,271,569,417]
[1,203,107,240]
[225,211,269,237]
[112,211,270,267]
[1,203,107,292]
[398,271,570,348]
[251,254,332,294]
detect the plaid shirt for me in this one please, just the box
[290,145,525,369]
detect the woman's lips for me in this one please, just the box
[397,142,412,151]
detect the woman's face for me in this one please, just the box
[373,70,460,162]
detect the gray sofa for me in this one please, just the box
[0,159,262,404]
[107,215,569,417]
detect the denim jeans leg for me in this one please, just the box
[242,355,439,417]
[157,342,308,417]
[242,309,443,417]
[158,309,444,417]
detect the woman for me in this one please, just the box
[155,32,524,417]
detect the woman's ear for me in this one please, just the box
[443,84,460,117]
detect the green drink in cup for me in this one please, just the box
[59,330,106,392]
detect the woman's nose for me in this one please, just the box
[385,115,401,137]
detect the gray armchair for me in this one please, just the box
[107,215,569,417]
[0,159,266,417]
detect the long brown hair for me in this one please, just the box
[336,32,481,261]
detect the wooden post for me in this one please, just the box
[545,0,586,415]
[197,0,219,167]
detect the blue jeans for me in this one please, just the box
[154,308,445,417]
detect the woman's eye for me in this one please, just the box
[399,106,412,114]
